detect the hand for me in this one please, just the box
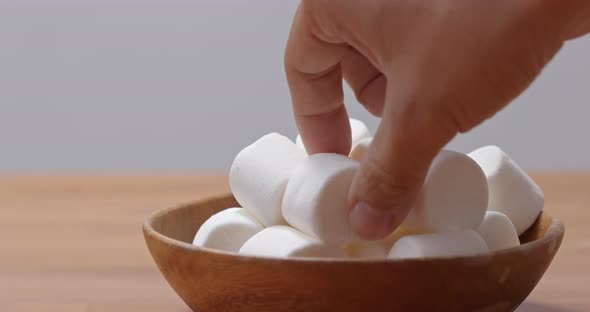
[284,0,590,239]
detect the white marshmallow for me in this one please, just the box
[477,211,520,251]
[345,240,388,259]
[282,153,359,245]
[230,133,306,226]
[349,137,373,161]
[468,145,544,235]
[388,230,489,259]
[296,118,372,152]
[295,135,304,149]
[239,226,347,259]
[345,227,411,259]
[193,208,264,252]
[401,150,488,233]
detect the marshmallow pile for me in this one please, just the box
[193,118,544,260]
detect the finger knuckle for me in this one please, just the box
[444,96,480,133]
[359,159,417,207]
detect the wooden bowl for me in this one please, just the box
[143,194,564,312]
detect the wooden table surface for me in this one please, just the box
[1,174,588,311]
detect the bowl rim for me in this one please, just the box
[143,194,565,264]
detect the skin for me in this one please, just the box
[284,0,590,240]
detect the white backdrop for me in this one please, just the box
[0,1,589,173]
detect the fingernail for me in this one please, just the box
[349,202,397,240]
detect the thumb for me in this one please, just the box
[348,90,458,240]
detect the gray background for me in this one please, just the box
[0,1,588,173]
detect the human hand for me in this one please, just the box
[284,0,590,239]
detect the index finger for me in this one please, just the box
[284,4,352,155]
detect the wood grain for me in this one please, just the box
[0,174,588,311]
